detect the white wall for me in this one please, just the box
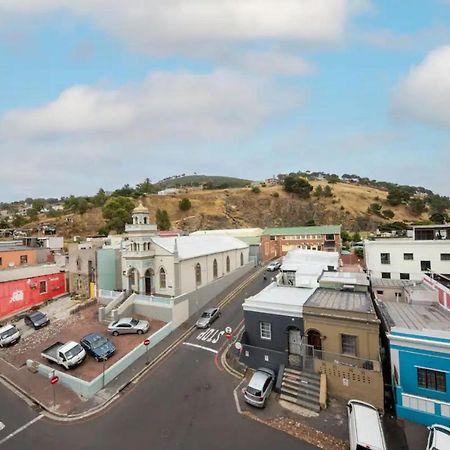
[365,239,450,281]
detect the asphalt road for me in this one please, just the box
[0,268,317,450]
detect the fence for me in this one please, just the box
[27,321,173,399]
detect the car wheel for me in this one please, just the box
[112,331,119,336]
[137,329,143,335]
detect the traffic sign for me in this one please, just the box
[225,326,232,334]
[50,375,59,385]
[143,338,150,346]
[225,332,232,340]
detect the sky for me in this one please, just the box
[0,0,450,201]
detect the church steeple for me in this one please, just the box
[132,201,150,225]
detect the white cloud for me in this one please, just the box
[232,51,315,76]
[359,29,413,50]
[0,0,361,54]
[392,45,450,128]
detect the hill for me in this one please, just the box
[156,175,252,189]
[35,181,432,238]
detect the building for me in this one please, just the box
[241,249,339,371]
[302,272,384,410]
[157,188,178,196]
[261,225,341,262]
[375,275,450,427]
[191,228,263,263]
[119,203,250,297]
[0,240,55,269]
[365,224,450,281]
[0,265,66,318]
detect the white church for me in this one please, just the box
[121,202,250,297]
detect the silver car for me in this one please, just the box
[195,307,221,329]
[244,368,275,408]
[107,317,150,336]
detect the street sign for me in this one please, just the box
[225,332,232,340]
[143,338,150,346]
[50,375,59,385]
[235,341,242,350]
[225,326,232,334]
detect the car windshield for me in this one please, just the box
[65,344,83,359]
[0,328,17,338]
[31,312,45,321]
[130,319,139,326]
[201,312,211,318]
[90,336,108,349]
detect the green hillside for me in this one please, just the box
[156,175,253,189]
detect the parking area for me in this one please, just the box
[0,303,166,381]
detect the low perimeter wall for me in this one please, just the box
[27,321,173,399]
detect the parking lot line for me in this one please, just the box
[182,343,218,354]
[0,414,43,446]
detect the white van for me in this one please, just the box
[426,424,450,450]
[347,399,387,450]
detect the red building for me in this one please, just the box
[0,265,66,319]
[261,225,342,262]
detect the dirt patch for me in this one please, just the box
[0,304,166,381]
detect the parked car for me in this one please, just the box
[266,261,281,271]
[347,399,387,450]
[107,317,150,336]
[80,333,116,361]
[41,341,86,370]
[426,424,450,450]
[0,324,20,347]
[195,307,221,329]
[24,310,50,330]
[243,368,275,408]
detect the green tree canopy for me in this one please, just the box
[283,175,313,199]
[102,196,135,233]
[156,209,171,230]
[178,198,192,211]
[387,187,411,206]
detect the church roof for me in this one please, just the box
[133,201,149,214]
[151,235,248,260]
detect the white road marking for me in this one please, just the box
[233,378,246,414]
[0,422,4,432]
[182,342,218,354]
[196,328,225,343]
[0,414,43,446]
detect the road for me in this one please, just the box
[0,269,317,450]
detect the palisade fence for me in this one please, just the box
[27,321,173,399]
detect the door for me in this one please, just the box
[307,330,322,351]
[288,328,301,366]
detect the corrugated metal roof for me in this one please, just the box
[262,225,341,236]
[0,264,62,283]
[305,288,374,313]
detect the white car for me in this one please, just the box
[266,261,281,272]
[0,324,21,347]
[426,424,450,450]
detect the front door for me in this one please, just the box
[307,330,322,350]
[288,328,301,366]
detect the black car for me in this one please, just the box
[24,311,50,330]
[80,333,116,361]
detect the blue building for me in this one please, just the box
[376,278,450,427]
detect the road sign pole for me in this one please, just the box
[53,383,56,409]
[144,338,150,365]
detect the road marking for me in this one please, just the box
[0,414,43,446]
[233,378,246,414]
[182,342,218,354]
[196,328,224,343]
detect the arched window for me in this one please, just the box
[240,252,244,266]
[159,267,166,289]
[143,217,148,224]
[143,242,146,251]
[195,263,202,286]
[213,259,218,279]
[226,256,230,273]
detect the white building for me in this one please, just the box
[365,224,450,281]
[157,188,178,196]
[121,203,249,296]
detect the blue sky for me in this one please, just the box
[0,0,449,201]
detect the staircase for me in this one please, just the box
[280,367,321,413]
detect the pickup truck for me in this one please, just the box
[41,341,86,370]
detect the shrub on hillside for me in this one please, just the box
[179,198,192,211]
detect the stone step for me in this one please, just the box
[296,396,321,413]
[280,393,298,404]
[282,376,321,391]
[281,381,320,399]
[284,367,302,376]
[283,373,320,388]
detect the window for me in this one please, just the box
[376,290,384,295]
[417,368,446,392]
[195,263,202,286]
[421,260,431,271]
[380,253,390,264]
[400,273,410,280]
[159,267,166,289]
[441,253,450,261]
[20,255,28,264]
[76,257,82,271]
[0,257,2,266]
[240,252,244,266]
[404,253,414,261]
[226,256,230,273]
[381,272,391,279]
[39,280,47,294]
[213,259,218,279]
[260,322,271,340]
[341,334,357,356]
[325,234,335,240]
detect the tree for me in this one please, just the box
[326,174,340,184]
[135,178,156,196]
[341,230,352,243]
[367,203,383,216]
[156,209,171,230]
[387,187,411,206]
[382,209,395,219]
[179,198,192,211]
[102,196,135,233]
[283,175,313,199]
[409,198,427,216]
[92,188,108,207]
[251,186,261,194]
[353,232,361,242]
[323,185,333,198]
[77,198,89,215]
[32,199,46,212]
[313,185,323,197]
[27,209,39,222]
[12,215,27,227]
[113,184,135,197]
[429,212,449,224]
[304,219,316,226]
